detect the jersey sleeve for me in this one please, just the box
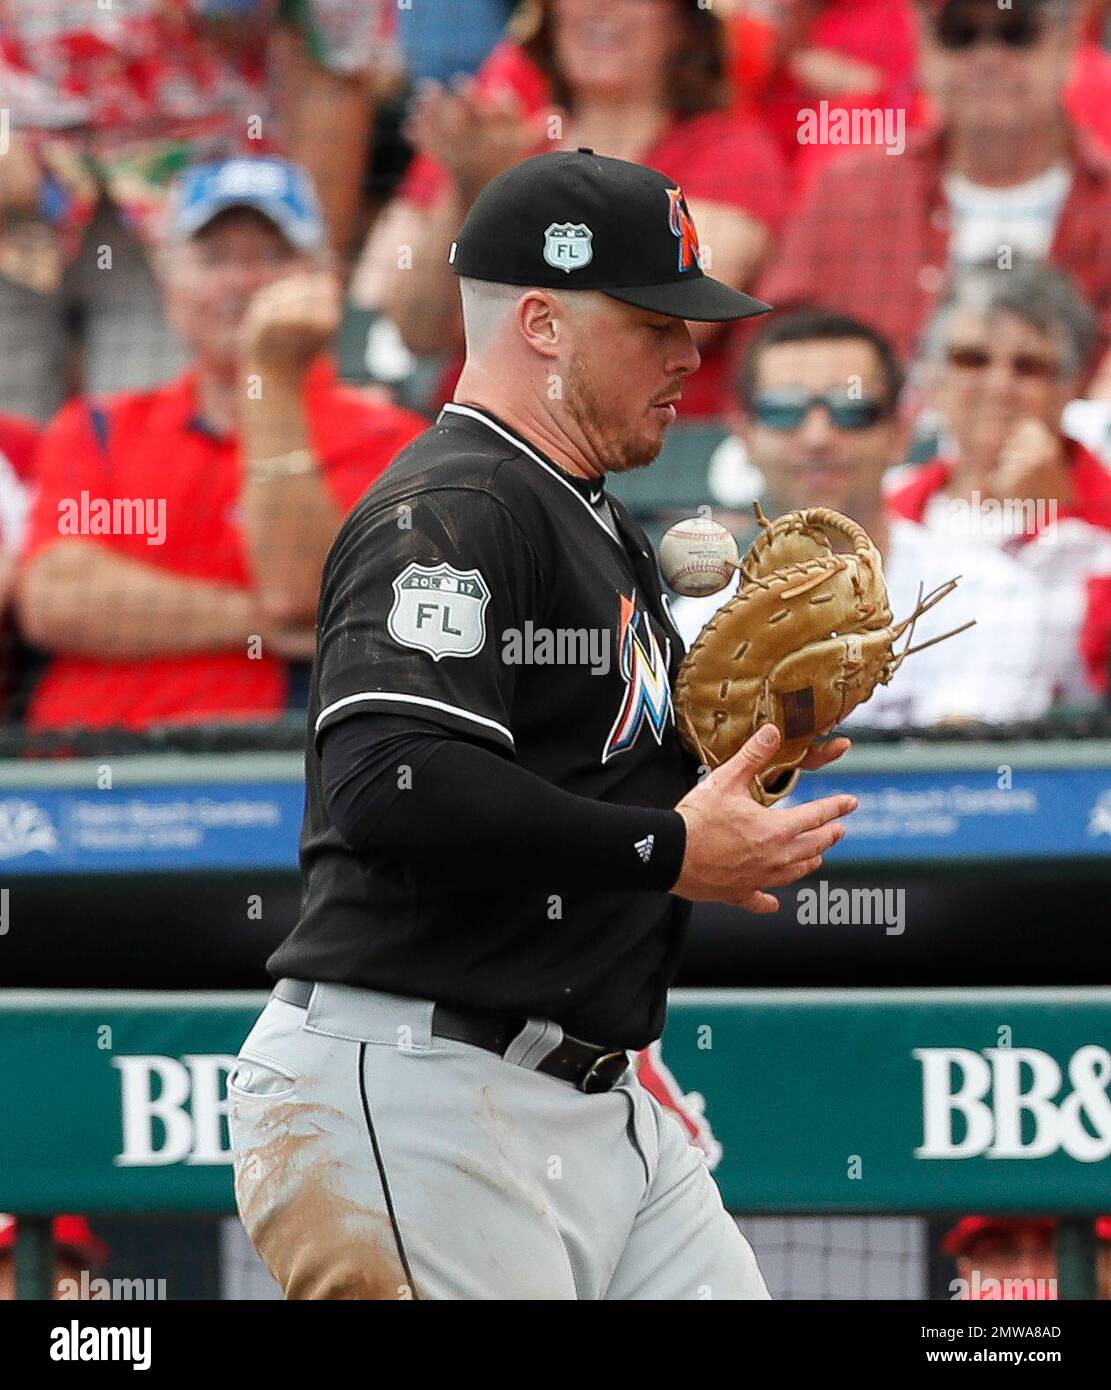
[312,485,543,754]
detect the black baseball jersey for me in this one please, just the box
[269,403,699,1047]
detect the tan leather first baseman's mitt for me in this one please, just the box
[673,503,973,805]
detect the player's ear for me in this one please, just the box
[517,290,563,359]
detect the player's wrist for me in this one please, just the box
[650,808,687,894]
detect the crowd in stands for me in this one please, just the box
[0,0,1110,736]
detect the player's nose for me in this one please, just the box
[667,321,701,376]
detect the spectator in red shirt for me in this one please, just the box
[943,1217,1057,1299]
[759,0,1111,380]
[0,0,383,422]
[726,0,918,199]
[352,0,788,419]
[16,157,425,734]
[888,261,1111,704]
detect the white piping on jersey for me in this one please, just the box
[316,691,515,746]
[439,403,621,545]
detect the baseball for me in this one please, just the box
[659,517,739,597]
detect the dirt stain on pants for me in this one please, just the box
[233,1099,414,1301]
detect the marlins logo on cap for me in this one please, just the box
[666,188,701,273]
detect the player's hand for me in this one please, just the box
[671,724,857,912]
[797,733,852,772]
[404,78,553,205]
[988,417,1073,516]
[241,270,342,375]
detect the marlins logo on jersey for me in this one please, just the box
[602,594,673,763]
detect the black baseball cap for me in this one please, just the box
[449,149,773,324]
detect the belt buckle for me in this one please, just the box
[579,1050,627,1094]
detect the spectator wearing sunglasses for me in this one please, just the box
[672,306,1055,727]
[759,0,1111,389]
[890,262,1111,704]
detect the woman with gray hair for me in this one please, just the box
[890,260,1111,704]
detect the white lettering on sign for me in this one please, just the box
[915,1046,1111,1162]
[114,1054,236,1166]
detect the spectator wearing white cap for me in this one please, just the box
[16,158,424,733]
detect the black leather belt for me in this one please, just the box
[272,978,629,1094]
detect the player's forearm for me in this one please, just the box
[320,714,687,892]
[18,543,257,658]
[240,363,342,625]
[381,196,467,355]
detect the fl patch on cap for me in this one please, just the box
[449,149,772,324]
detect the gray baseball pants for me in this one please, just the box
[227,982,770,1301]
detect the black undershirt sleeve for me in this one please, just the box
[320,713,686,893]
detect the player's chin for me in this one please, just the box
[611,431,666,473]
[612,408,675,472]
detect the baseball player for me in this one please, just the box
[228,150,857,1301]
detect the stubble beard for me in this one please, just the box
[565,354,664,474]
